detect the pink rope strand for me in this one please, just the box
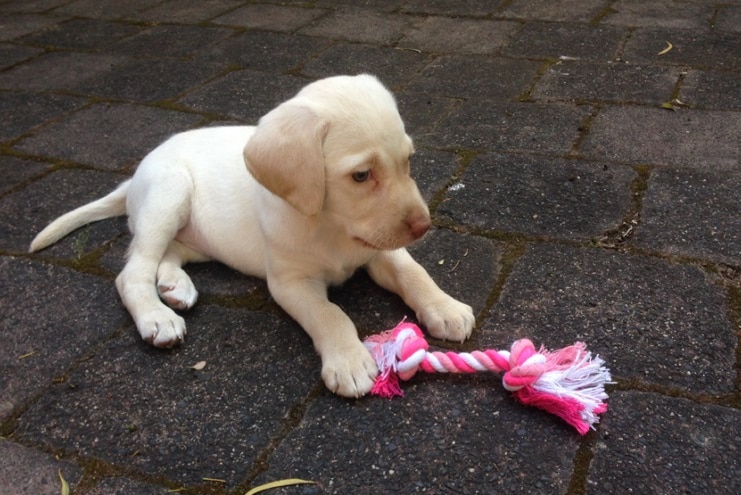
[364,321,612,435]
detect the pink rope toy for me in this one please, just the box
[364,321,612,435]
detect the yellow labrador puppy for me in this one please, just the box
[29,74,474,397]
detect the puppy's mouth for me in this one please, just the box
[354,236,382,250]
[354,235,413,251]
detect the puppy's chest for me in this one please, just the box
[311,248,373,286]
[318,257,364,286]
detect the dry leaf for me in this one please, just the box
[202,477,226,483]
[191,361,207,370]
[661,98,689,111]
[245,479,317,495]
[58,469,70,495]
[657,41,673,55]
[449,260,461,273]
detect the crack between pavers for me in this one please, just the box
[592,164,650,250]
[232,381,325,495]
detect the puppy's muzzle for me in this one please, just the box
[406,211,431,240]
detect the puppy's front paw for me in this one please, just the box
[418,296,475,342]
[321,342,378,398]
[136,307,187,348]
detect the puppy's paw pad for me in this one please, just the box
[157,271,198,310]
[321,345,378,398]
[419,297,475,342]
[136,307,187,348]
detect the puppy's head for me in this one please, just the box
[244,74,430,251]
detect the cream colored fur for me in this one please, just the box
[29,74,475,397]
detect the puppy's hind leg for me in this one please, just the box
[157,241,210,311]
[116,175,193,348]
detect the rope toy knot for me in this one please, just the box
[364,321,612,435]
[500,339,546,391]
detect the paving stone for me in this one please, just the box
[259,378,579,494]
[499,0,607,21]
[108,24,235,59]
[71,58,224,103]
[86,477,173,495]
[588,391,741,494]
[178,70,307,122]
[0,168,128,255]
[623,27,741,70]
[0,155,50,195]
[406,55,541,100]
[302,43,429,88]
[0,13,65,41]
[501,22,627,61]
[438,153,635,240]
[421,100,591,154]
[636,168,741,265]
[482,244,737,394]
[133,0,245,23]
[0,43,43,69]
[410,148,459,202]
[211,3,328,31]
[17,18,143,49]
[0,0,69,14]
[0,91,85,143]
[399,0,503,16]
[198,31,331,73]
[14,103,203,169]
[680,69,741,110]
[533,61,680,105]
[396,92,459,137]
[0,52,130,92]
[299,9,414,45]
[0,257,126,421]
[603,0,714,29]
[715,4,741,32]
[312,0,402,11]
[398,17,520,54]
[52,0,161,19]
[581,106,741,170]
[0,440,83,495]
[15,307,320,488]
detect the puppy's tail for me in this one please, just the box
[29,180,130,253]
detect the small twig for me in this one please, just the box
[449,260,461,273]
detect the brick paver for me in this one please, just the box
[1,1,739,494]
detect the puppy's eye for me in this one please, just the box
[352,170,371,183]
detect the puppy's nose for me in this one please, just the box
[407,212,431,239]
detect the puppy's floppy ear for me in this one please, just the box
[244,103,329,216]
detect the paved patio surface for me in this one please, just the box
[1,1,740,494]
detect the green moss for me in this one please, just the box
[590,6,617,26]
[198,288,272,311]
[515,59,557,103]
[566,431,599,495]
[427,149,481,215]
